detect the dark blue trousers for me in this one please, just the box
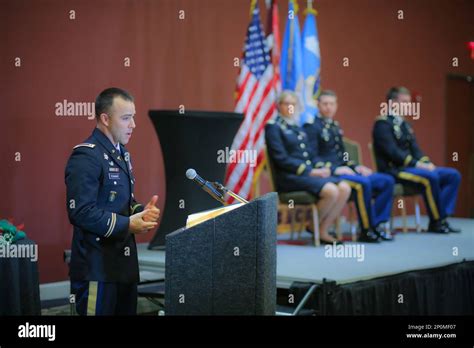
[339,173,395,229]
[71,280,137,315]
[397,166,461,221]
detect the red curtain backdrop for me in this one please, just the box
[1,0,473,282]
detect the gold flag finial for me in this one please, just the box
[249,0,257,16]
[291,0,300,14]
[304,0,318,16]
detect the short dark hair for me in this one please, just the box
[386,86,410,102]
[317,89,337,101]
[95,87,134,120]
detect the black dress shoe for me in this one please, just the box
[378,230,394,241]
[442,219,461,233]
[427,220,450,234]
[320,239,343,245]
[358,230,380,243]
[374,224,394,241]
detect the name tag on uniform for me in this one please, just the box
[109,173,120,180]
[109,167,119,172]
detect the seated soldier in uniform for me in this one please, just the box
[304,90,395,243]
[373,86,461,233]
[265,90,351,245]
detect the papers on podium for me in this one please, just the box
[186,203,245,228]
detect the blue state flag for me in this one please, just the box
[301,8,321,124]
[280,0,304,121]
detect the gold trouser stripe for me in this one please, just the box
[398,172,440,220]
[345,180,370,229]
[87,281,98,316]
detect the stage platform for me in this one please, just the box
[137,216,474,315]
[275,217,474,288]
[138,216,473,286]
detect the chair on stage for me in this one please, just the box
[342,137,365,241]
[264,148,321,247]
[368,143,422,233]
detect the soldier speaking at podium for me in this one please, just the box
[65,88,160,315]
[373,87,461,234]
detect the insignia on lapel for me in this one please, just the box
[108,191,117,202]
[394,125,402,139]
[104,153,109,160]
[322,128,330,141]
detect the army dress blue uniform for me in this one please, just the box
[265,115,341,197]
[65,128,144,315]
[372,114,461,231]
[304,116,395,234]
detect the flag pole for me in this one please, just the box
[286,0,297,85]
[304,0,318,16]
[251,0,280,200]
[249,0,257,16]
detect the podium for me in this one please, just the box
[165,193,278,315]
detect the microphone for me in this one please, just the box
[186,169,225,204]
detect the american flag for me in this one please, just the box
[224,3,277,203]
[266,0,282,95]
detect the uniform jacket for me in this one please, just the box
[304,115,357,173]
[265,115,322,185]
[65,128,144,283]
[372,114,429,175]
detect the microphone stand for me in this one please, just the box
[212,182,249,204]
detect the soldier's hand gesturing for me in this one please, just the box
[143,195,160,222]
[129,209,158,234]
